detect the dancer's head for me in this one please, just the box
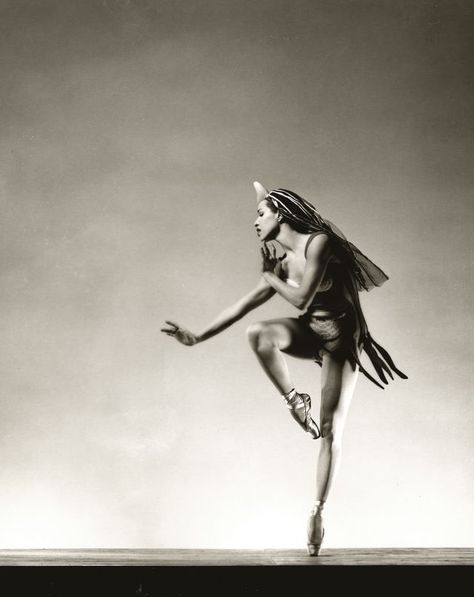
[254,195,280,241]
[253,181,325,240]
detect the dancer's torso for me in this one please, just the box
[279,233,351,316]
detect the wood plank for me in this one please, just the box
[267,548,474,566]
[0,548,472,566]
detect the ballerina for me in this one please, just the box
[162,181,407,555]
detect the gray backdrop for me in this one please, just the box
[1,0,472,548]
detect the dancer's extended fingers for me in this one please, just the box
[164,320,180,330]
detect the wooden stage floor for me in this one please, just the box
[0,548,472,566]
[0,550,471,596]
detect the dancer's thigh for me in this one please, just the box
[254,317,319,360]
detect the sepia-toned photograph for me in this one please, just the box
[0,0,472,593]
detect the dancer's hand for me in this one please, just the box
[261,242,285,273]
[161,321,198,346]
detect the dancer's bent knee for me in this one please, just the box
[246,322,275,352]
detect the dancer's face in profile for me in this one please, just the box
[254,200,280,241]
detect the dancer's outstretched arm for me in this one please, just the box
[161,276,276,346]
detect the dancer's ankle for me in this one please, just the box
[282,388,297,401]
[282,388,299,407]
[311,500,326,515]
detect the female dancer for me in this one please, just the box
[161,182,406,556]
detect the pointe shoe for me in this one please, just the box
[307,509,325,556]
[285,392,321,440]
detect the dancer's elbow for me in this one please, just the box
[295,295,311,311]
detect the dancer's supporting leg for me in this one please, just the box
[307,354,359,555]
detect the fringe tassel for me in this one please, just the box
[351,349,386,389]
[358,335,408,388]
[369,335,409,380]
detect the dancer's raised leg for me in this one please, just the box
[246,318,321,438]
[246,318,317,394]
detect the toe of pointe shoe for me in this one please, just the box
[308,418,321,440]
[307,543,322,557]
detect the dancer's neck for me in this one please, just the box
[275,224,308,254]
